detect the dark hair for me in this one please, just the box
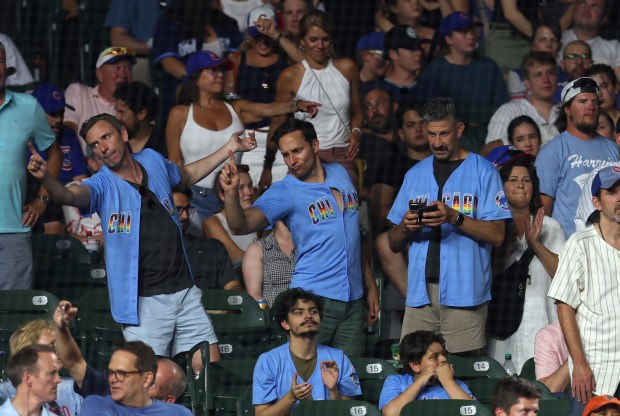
[491,376,542,413]
[165,0,214,47]
[421,97,460,124]
[114,81,159,122]
[272,116,318,147]
[507,115,541,145]
[599,111,615,136]
[399,330,446,374]
[499,157,543,215]
[79,113,124,141]
[585,63,618,87]
[172,186,193,199]
[520,51,557,79]
[299,9,334,40]
[8,344,56,387]
[396,99,424,129]
[213,164,250,198]
[530,20,561,46]
[274,288,324,329]
[114,341,158,376]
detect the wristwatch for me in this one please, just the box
[38,195,50,206]
[453,212,464,226]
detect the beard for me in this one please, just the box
[370,116,394,135]
[575,120,598,136]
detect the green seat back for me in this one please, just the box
[448,355,508,379]
[291,399,381,416]
[520,357,536,380]
[350,357,398,405]
[401,399,493,416]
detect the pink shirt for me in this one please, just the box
[64,84,115,156]
[534,322,569,380]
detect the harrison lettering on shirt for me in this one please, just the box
[108,212,131,233]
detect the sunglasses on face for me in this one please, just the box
[563,53,591,61]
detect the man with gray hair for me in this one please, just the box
[387,97,511,355]
[0,41,61,290]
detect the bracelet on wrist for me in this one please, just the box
[290,99,301,113]
[351,127,362,137]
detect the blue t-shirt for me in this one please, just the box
[103,0,161,43]
[253,343,362,407]
[387,153,512,307]
[253,163,363,302]
[75,364,111,398]
[0,90,55,232]
[378,373,473,410]
[81,395,191,415]
[535,131,618,237]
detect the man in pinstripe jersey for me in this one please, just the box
[548,165,620,416]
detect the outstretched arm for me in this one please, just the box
[178,131,257,188]
[53,302,88,388]
[220,152,270,234]
[28,143,91,208]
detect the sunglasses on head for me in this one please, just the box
[104,46,136,58]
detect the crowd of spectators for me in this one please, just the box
[1,0,620,415]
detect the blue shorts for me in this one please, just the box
[122,285,218,356]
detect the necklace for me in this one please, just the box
[598,223,607,243]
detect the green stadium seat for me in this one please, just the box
[400,399,492,416]
[0,290,59,380]
[74,288,123,373]
[291,399,381,416]
[448,355,508,379]
[539,398,569,415]
[202,290,271,357]
[520,357,536,380]
[350,357,398,405]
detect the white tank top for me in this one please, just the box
[295,59,351,149]
[214,212,257,264]
[180,102,245,188]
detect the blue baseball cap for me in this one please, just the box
[591,165,620,196]
[356,32,385,52]
[440,12,482,37]
[31,83,74,114]
[185,51,233,78]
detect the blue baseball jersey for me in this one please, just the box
[252,343,362,407]
[82,149,185,324]
[253,163,363,302]
[379,373,473,409]
[535,131,618,237]
[387,153,512,307]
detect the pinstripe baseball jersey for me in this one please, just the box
[547,226,620,395]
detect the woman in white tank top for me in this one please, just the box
[259,10,363,190]
[166,50,319,220]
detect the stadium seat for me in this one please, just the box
[400,399,492,416]
[520,357,536,380]
[0,290,59,380]
[202,290,271,357]
[291,399,381,416]
[350,357,398,405]
[467,377,558,405]
[448,355,508,379]
[74,288,123,373]
[539,398,569,415]
[210,358,257,416]
[186,342,212,416]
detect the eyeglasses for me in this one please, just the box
[138,185,157,209]
[563,53,591,61]
[175,205,195,215]
[561,77,599,103]
[102,46,136,58]
[106,369,143,381]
